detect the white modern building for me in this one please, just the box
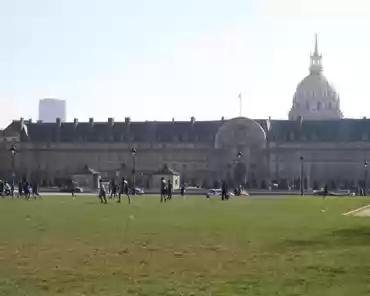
[38,99,66,123]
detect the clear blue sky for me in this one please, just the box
[1,0,370,127]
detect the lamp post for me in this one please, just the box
[10,145,16,196]
[300,156,304,196]
[131,148,137,195]
[364,160,368,196]
[233,152,243,187]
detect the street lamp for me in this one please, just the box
[364,160,368,196]
[131,148,137,195]
[300,156,304,196]
[9,145,16,196]
[233,152,243,187]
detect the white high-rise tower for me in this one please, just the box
[38,99,66,123]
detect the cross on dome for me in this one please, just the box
[309,33,323,74]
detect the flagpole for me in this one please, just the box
[239,92,242,117]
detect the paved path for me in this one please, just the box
[42,192,96,196]
[343,204,370,216]
[351,208,370,217]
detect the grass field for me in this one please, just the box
[1,195,370,296]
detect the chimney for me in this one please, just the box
[20,117,24,126]
[108,117,114,126]
[28,118,33,123]
[190,116,196,124]
[73,118,78,127]
[221,116,225,121]
[125,117,131,124]
[37,120,43,124]
[172,117,175,123]
[56,117,61,127]
[266,117,272,131]
[89,118,94,125]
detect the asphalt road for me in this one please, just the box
[31,191,316,197]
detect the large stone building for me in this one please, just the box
[0,36,369,189]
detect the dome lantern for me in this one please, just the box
[309,33,323,74]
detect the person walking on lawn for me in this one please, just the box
[99,179,107,204]
[118,178,131,204]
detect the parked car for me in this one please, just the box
[3,183,12,196]
[59,186,83,193]
[313,190,340,196]
[132,187,145,195]
[239,190,250,196]
[205,189,235,198]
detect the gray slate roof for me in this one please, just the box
[4,118,370,143]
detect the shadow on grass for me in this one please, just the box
[281,239,325,249]
[279,227,370,251]
[330,227,370,246]
[249,197,294,201]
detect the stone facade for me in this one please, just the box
[1,116,370,189]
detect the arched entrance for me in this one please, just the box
[214,117,267,186]
[234,162,247,186]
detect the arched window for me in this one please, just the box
[317,102,322,110]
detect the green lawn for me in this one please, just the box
[1,195,370,296]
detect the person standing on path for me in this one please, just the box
[221,180,228,201]
[110,179,118,200]
[71,181,77,200]
[0,180,4,197]
[167,179,173,200]
[180,184,185,197]
[32,182,41,199]
[160,177,167,203]
[323,184,328,200]
[24,180,31,200]
[17,180,23,198]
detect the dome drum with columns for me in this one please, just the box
[289,34,343,121]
